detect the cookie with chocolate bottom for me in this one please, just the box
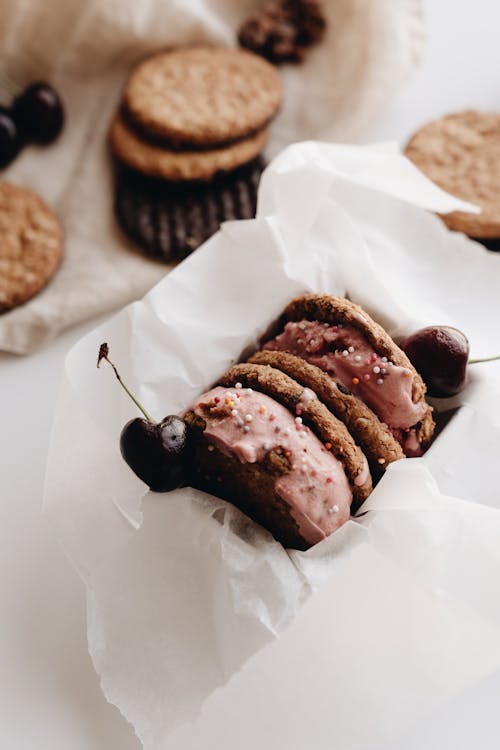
[114,158,264,261]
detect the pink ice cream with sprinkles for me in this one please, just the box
[264,320,427,455]
[189,384,353,546]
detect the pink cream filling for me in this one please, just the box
[264,321,427,443]
[191,385,355,545]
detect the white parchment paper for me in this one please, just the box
[44,142,500,750]
[0,0,425,353]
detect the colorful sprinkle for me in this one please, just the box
[342,350,349,357]
[258,405,266,414]
[243,425,250,433]
[235,382,242,389]
[231,409,238,416]
[245,414,253,422]
[373,366,380,374]
[324,442,332,450]
[377,457,386,465]
[208,445,214,452]
[354,355,362,362]
[263,442,272,451]
[371,353,378,362]
[296,407,302,415]
[326,477,333,484]
[328,504,339,514]
[352,377,359,385]
[377,378,384,385]
[214,397,220,404]
[295,417,303,424]
[348,346,355,353]
[364,373,371,381]
[274,425,281,433]
[269,413,276,421]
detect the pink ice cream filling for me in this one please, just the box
[191,385,358,546]
[264,321,427,454]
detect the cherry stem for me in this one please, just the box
[468,355,500,365]
[97,343,155,424]
[0,72,21,97]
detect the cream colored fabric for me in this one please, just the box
[0,0,424,353]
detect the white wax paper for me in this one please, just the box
[0,0,425,354]
[44,141,500,750]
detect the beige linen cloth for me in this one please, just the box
[0,0,424,354]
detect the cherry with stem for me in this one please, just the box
[98,343,190,492]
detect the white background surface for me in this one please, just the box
[1,2,500,748]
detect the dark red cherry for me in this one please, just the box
[13,82,64,144]
[97,343,190,492]
[401,326,469,397]
[120,415,189,492]
[0,108,20,168]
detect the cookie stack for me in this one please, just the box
[110,46,283,262]
[183,294,435,550]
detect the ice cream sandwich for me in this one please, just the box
[249,350,405,477]
[262,294,435,456]
[183,362,372,551]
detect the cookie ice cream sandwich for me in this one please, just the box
[249,350,404,476]
[183,362,372,551]
[262,294,435,456]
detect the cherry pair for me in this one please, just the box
[0,80,64,168]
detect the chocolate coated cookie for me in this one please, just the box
[114,158,264,262]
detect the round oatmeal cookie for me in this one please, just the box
[123,46,282,147]
[405,110,500,238]
[0,182,63,312]
[110,112,268,181]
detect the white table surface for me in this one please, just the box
[2,2,500,748]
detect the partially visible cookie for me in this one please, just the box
[405,111,500,238]
[110,112,268,181]
[123,46,282,147]
[238,0,327,64]
[0,182,63,312]
[114,158,264,261]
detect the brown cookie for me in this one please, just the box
[273,294,435,452]
[0,182,63,312]
[249,350,404,477]
[110,112,268,181]
[114,158,264,261]
[218,363,372,507]
[238,0,327,64]
[123,46,282,147]
[405,111,500,238]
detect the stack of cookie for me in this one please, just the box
[110,46,283,262]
